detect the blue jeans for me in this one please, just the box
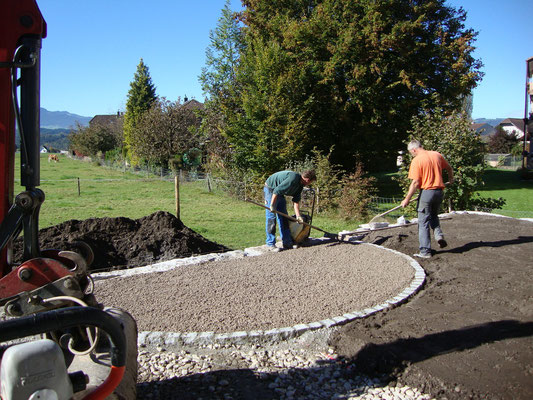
[417,189,444,255]
[264,186,293,248]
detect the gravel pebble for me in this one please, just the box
[136,343,434,399]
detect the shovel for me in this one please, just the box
[368,195,419,224]
[246,199,339,240]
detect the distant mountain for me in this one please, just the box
[474,118,505,127]
[40,107,92,129]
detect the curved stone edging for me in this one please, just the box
[135,240,426,348]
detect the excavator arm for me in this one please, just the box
[0,2,137,399]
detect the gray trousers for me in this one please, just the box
[417,189,444,254]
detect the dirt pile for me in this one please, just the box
[14,211,229,271]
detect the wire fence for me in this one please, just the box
[25,155,532,220]
[484,154,524,169]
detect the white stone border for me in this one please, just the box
[441,210,533,223]
[93,238,426,348]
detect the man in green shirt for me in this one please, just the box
[264,170,316,251]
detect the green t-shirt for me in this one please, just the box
[265,171,303,203]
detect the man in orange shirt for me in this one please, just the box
[401,140,454,258]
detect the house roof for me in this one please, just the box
[182,99,204,111]
[471,122,494,136]
[89,113,122,126]
[499,118,525,132]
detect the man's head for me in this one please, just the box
[407,140,423,156]
[301,170,316,186]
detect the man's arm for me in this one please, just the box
[401,179,420,208]
[269,193,278,212]
[445,164,454,184]
[293,202,303,223]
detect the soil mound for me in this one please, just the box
[14,211,229,271]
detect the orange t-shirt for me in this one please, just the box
[408,149,450,190]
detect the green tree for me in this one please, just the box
[123,59,157,162]
[397,110,505,212]
[225,0,483,174]
[198,0,244,176]
[487,126,520,154]
[199,0,243,99]
[461,93,474,119]
[128,98,200,168]
[69,119,123,158]
[339,161,378,220]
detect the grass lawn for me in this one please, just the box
[14,154,354,250]
[372,167,533,219]
[13,155,532,250]
[476,168,533,218]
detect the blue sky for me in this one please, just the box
[37,0,532,120]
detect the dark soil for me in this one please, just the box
[12,211,533,399]
[14,211,229,271]
[331,213,533,400]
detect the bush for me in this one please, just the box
[69,121,122,158]
[338,161,377,220]
[487,126,520,154]
[397,110,505,212]
[286,147,343,213]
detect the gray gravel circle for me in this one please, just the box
[94,242,414,333]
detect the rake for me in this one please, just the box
[368,195,419,224]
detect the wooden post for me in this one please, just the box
[175,172,180,219]
[207,173,212,192]
[77,178,80,196]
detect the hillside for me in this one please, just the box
[474,117,504,127]
[40,107,92,129]
[40,127,70,150]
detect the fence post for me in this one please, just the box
[77,178,80,196]
[207,173,212,192]
[175,172,180,219]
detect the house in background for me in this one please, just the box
[182,97,205,112]
[471,122,494,141]
[89,111,123,127]
[494,118,526,139]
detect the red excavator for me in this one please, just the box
[0,1,137,398]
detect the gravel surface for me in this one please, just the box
[95,240,424,399]
[136,341,433,400]
[94,242,414,333]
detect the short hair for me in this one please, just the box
[407,140,422,151]
[302,170,316,181]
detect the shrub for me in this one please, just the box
[338,161,377,220]
[286,147,343,213]
[397,109,505,212]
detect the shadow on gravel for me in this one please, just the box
[137,368,277,399]
[349,319,533,377]
[136,356,375,399]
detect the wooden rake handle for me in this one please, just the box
[371,195,419,221]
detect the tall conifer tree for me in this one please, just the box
[123,58,157,161]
